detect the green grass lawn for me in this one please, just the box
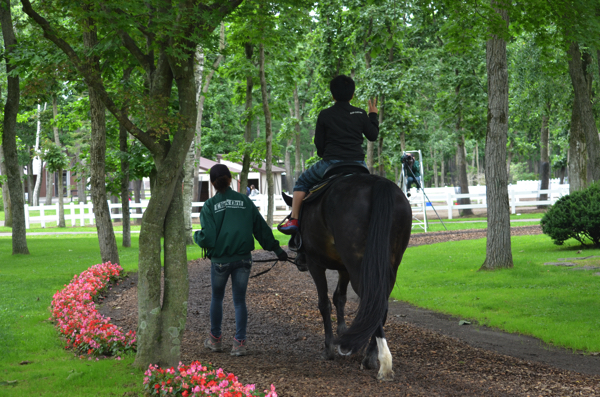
[0,228,289,396]
[411,220,541,233]
[0,234,212,396]
[5,220,597,395]
[392,234,600,352]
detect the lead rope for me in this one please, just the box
[250,255,297,279]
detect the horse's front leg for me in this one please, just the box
[332,270,350,336]
[308,266,335,360]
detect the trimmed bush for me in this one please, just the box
[541,183,600,247]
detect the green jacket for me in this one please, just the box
[404,159,421,178]
[193,187,284,263]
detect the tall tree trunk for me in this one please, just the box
[506,140,514,181]
[538,105,550,206]
[284,105,294,192]
[481,4,513,271]
[120,111,131,248]
[294,86,302,184]
[134,54,195,369]
[364,21,375,174]
[0,0,29,253]
[567,42,600,184]
[568,94,587,192]
[188,24,224,224]
[284,136,293,193]
[77,145,87,204]
[52,96,66,227]
[455,69,472,214]
[366,142,375,173]
[457,135,473,215]
[183,146,195,245]
[433,147,439,187]
[83,18,119,264]
[32,103,45,206]
[240,43,254,193]
[259,43,274,226]
[27,156,34,205]
[191,48,203,204]
[0,142,13,227]
[133,179,142,224]
[120,69,132,247]
[45,168,53,205]
[476,142,480,182]
[441,156,445,186]
[377,95,385,177]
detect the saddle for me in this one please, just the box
[304,161,370,204]
[281,161,370,252]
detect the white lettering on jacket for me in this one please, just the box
[349,111,363,115]
[214,199,246,213]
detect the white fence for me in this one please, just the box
[409,184,570,219]
[22,195,291,229]
[21,185,568,228]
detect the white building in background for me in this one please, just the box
[141,155,285,201]
[216,154,285,199]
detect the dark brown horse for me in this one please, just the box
[284,173,412,380]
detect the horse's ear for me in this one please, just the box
[282,192,293,206]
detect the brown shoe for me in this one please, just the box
[204,333,223,352]
[230,338,248,356]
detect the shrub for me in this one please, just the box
[541,183,600,247]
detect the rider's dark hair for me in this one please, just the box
[330,75,355,102]
[212,175,232,193]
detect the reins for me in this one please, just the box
[250,255,297,279]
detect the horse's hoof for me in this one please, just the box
[337,345,351,356]
[322,347,335,360]
[376,370,395,382]
[361,355,378,370]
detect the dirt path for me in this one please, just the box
[99,226,600,396]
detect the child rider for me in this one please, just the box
[279,74,379,234]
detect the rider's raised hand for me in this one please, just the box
[368,98,378,114]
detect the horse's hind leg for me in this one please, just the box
[374,324,394,381]
[332,270,350,336]
[361,335,379,370]
[309,266,335,360]
[361,307,394,381]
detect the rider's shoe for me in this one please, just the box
[204,333,224,352]
[278,218,299,235]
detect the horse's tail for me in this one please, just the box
[336,178,396,354]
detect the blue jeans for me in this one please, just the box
[294,159,367,192]
[210,259,252,341]
[407,176,421,190]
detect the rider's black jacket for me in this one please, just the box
[314,101,379,161]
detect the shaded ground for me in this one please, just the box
[99,225,600,396]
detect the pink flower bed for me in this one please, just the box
[144,361,278,397]
[52,262,278,395]
[50,261,136,357]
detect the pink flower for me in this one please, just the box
[50,262,136,358]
